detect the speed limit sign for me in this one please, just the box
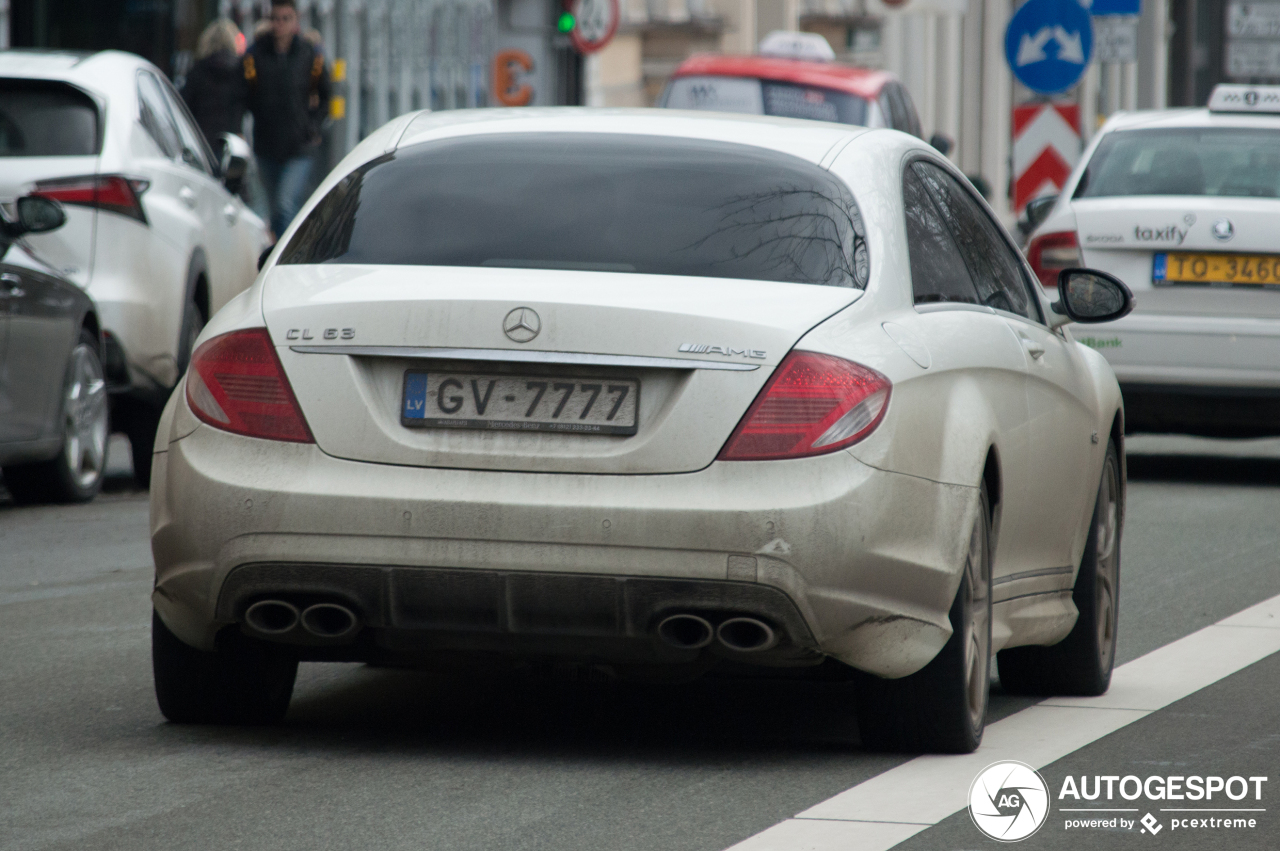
[569,0,619,54]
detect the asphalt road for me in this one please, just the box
[2,434,1279,851]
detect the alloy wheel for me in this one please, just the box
[62,345,109,489]
[963,511,991,734]
[1093,457,1120,674]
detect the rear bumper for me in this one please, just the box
[151,422,980,677]
[1120,383,1280,437]
[1089,312,1280,435]
[1100,312,1280,391]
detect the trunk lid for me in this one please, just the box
[263,265,860,473]
[1072,197,1280,307]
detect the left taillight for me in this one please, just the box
[1026,230,1081,289]
[718,351,890,461]
[33,174,150,224]
[186,329,314,443]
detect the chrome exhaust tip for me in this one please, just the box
[300,602,360,640]
[244,599,300,635]
[716,617,777,652]
[656,613,714,650]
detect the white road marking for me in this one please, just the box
[726,592,1280,851]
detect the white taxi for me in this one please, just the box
[1026,85,1280,436]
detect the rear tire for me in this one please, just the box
[128,297,206,488]
[152,610,298,724]
[2,330,109,504]
[176,296,205,375]
[855,484,992,754]
[998,440,1122,696]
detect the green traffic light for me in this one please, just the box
[557,11,575,33]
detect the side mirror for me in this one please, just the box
[1051,268,1134,326]
[928,133,953,157]
[220,133,252,197]
[1018,194,1058,236]
[4,195,67,236]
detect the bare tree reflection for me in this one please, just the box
[280,154,391,265]
[684,184,868,288]
[279,135,874,290]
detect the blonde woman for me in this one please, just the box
[180,18,246,156]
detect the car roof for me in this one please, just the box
[0,49,95,75]
[1097,107,1280,134]
[392,107,871,167]
[0,49,151,92]
[670,54,893,100]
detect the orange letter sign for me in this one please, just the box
[493,49,534,107]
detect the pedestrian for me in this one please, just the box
[180,18,246,162]
[243,0,331,238]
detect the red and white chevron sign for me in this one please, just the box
[1012,103,1081,213]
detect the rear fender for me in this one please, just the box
[850,367,1004,494]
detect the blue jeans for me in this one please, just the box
[257,154,316,238]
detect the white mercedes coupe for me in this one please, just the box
[149,109,1133,753]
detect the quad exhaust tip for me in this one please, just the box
[300,602,360,639]
[244,599,300,635]
[656,613,778,652]
[243,599,361,641]
[716,617,777,652]
[656,614,714,650]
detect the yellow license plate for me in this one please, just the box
[1155,252,1280,286]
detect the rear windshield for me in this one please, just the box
[662,75,870,126]
[281,134,868,288]
[1076,128,1280,198]
[0,80,100,157]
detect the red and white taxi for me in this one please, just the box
[660,31,927,140]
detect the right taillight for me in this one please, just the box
[1026,230,1081,289]
[186,329,313,443]
[33,174,150,224]
[718,351,890,461]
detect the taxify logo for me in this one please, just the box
[1133,225,1188,244]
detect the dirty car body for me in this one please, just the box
[150,109,1126,751]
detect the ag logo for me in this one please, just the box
[969,760,1050,842]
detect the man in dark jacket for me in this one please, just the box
[243,0,330,237]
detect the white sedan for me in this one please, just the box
[1025,84,1280,437]
[149,109,1132,754]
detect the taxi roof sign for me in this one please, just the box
[757,31,836,62]
[1208,84,1280,113]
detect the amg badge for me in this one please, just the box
[679,343,767,358]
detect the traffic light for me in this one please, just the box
[557,0,575,33]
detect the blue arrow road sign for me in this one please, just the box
[1005,0,1094,94]
[1090,0,1140,15]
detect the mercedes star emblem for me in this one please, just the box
[1212,218,1235,242]
[503,307,541,343]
